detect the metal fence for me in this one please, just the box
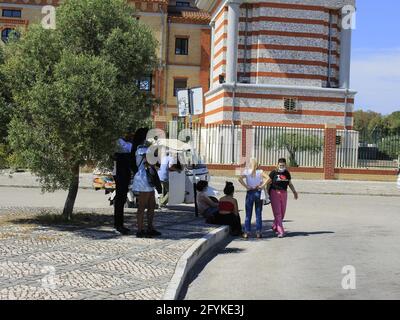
[165,121,242,164]
[253,126,325,167]
[335,130,360,168]
[163,122,400,169]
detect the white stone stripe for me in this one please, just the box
[238,36,339,51]
[206,98,352,113]
[206,111,353,126]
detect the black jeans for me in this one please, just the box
[114,153,132,228]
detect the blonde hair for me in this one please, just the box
[249,158,259,176]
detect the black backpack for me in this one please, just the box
[139,156,162,194]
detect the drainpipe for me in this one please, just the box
[231,81,237,163]
[158,4,166,116]
[164,16,171,120]
[327,10,333,88]
[242,3,250,83]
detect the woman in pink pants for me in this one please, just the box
[267,158,298,238]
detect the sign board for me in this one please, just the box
[190,87,203,115]
[177,89,189,117]
[177,87,204,117]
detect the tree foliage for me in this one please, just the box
[354,109,400,138]
[2,0,158,217]
[265,132,323,167]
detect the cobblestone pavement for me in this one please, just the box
[0,207,216,300]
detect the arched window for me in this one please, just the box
[1,28,13,43]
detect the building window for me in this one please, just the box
[174,78,187,96]
[176,1,190,7]
[135,75,152,92]
[1,28,13,43]
[283,97,298,112]
[2,9,22,18]
[175,38,189,55]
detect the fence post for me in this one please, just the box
[324,124,337,180]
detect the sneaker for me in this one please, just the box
[242,232,249,240]
[147,229,162,237]
[256,232,263,239]
[277,233,284,238]
[136,230,147,238]
[115,227,130,235]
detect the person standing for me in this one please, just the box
[113,135,134,235]
[238,158,269,239]
[131,138,162,238]
[158,150,179,208]
[267,158,298,238]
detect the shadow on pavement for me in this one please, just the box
[283,231,335,237]
[7,210,213,241]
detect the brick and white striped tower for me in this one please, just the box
[196,0,357,129]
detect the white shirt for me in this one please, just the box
[131,146,153,193]
[243,169,263,189]
[158,155,176,182]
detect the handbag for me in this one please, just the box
[260,188,271,206]
[145,164,163,194]
[139,156,163,194]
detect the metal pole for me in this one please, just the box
[188,88,199,217]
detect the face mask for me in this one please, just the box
[278,167,286,172]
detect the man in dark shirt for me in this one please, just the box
[113,134,135,235]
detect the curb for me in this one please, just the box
[163,225,230,300]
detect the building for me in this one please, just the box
[196,0,357,129]
[0,0,211,125]
[1,0,357,130]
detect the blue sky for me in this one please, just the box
[351,0,400,114]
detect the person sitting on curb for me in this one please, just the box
[214,182,243,237]
[196,180,219,221]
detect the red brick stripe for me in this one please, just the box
[214,45,340,60]
[252,2,331,12]
[206,92,354,104]
[239,30,340,44]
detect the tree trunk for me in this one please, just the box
[62,164,80,220]
[288,151,298,167]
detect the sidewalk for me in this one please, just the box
[1,171,399,196]
[0,206,220,300]
[210,176,400,197]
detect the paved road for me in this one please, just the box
[0,186,111,209]
[184,192,400,300]
[1,175,399,299]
